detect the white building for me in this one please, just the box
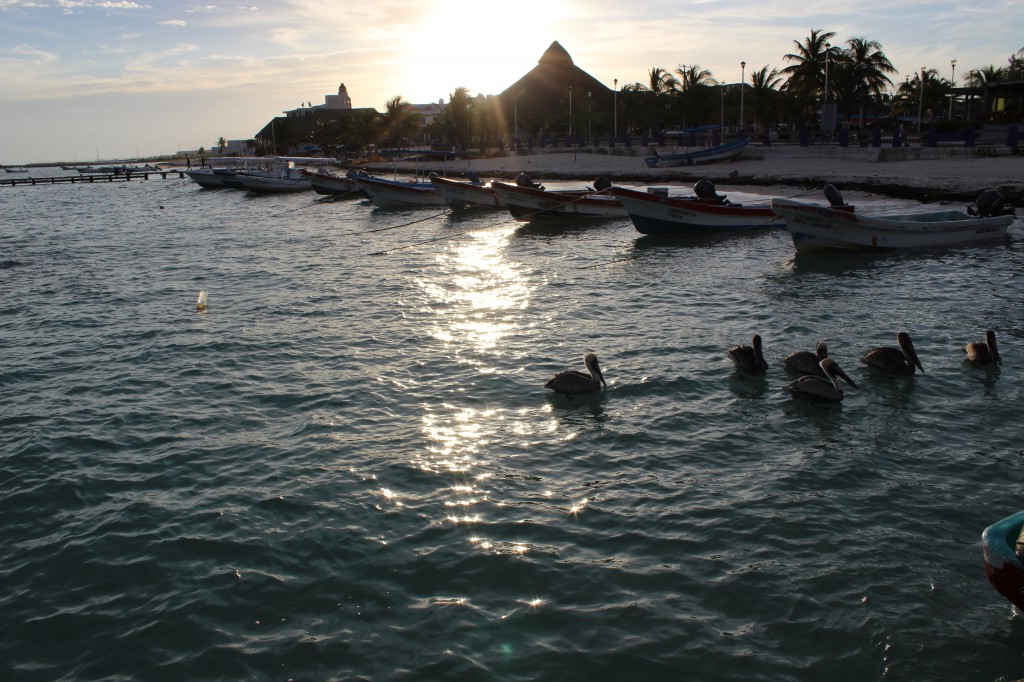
[286,83,354,118]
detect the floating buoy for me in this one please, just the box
[196,290,207,311]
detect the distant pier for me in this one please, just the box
[2,170,187,187]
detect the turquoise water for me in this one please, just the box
[2,170,1023,681]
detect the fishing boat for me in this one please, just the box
[490,176,626,221]
[3,167,28,173]
[610,181,851,235]
[301,168,364,197]
[644,136,750,168]
[183,167,236,189]
[771,189,1016,252]
[982,511,1024,612]
[352,174,447,208]
[234,162,313,192]
[429,174,505,209]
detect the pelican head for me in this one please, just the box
[583,352,607,388]
[815,341,829,360]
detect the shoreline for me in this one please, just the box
[358,144,1024,205]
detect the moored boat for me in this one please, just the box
[610,181,781,234]
[490,176,626,221]
[301,168,364,196]
[429,174,505,209]
[352,174,446,208]
[982,511,1024,612]
[234,163,313,192]
[772,189,1015,252]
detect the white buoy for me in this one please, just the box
[196,290,207,311]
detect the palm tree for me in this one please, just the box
[749,65,783,131]
[636,67,679,133]
[781,28,837,124]
[836,37,896,126]
[967,65,1009,120]
[439,87,473,150]
[674,64,719,127]
[217,137,227,155]
[379,95,423,148]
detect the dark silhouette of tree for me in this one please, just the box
[749,65,783,131]
[379,96,423,148]
[781,28,837,124]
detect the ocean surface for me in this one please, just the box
[2,168,1023,681]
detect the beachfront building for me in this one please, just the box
[285,83,354,118]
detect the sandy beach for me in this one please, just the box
[362,143,1024,205]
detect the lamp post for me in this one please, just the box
[739,61,746,133]
[613,78,618,140]
[513,93,518,142]
[918,66,925,132]
[569,85,573,145]
[949,58,957,120]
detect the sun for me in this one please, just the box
[402,0,570,102]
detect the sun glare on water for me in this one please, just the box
[403,0,570,100]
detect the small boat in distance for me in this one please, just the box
[771,189,1016,252]
[3,166,28,173]
[644,135,750,168]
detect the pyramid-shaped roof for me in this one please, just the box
[499,41,611,100]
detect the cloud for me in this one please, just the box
[160,19,187,27]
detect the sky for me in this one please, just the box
[1,0,1021,164]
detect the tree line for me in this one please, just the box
[254,30,1024,156]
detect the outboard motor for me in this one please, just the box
[694,178,726,204]
[593,176,612,192]
[969,189,1015,217]
[467,171,481,184]
[515,173,542,189]
[823,184,846,207]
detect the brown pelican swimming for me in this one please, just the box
[965,329,1001,366]
[544,352,607,398]
[861,332,924,376]
[784,341,829,376]
[788,358,850,404]
[784,341,858,387]
[728,334,768,376]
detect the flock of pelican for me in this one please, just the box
[544,331,1001,404]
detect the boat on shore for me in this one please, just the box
[353,174,446,208]
[771,189,1015,252]
[490,176,626,221]
[644,136,750,168]
[429,174,504,209]
[982,511,1024,613]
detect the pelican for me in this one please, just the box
[861,332,924,376]
[728,334,768,376]
[788,358,849,404]
[784,341,829,376]
[965,329,1001,366]
[784,341,858,388]
[544,352,607,398]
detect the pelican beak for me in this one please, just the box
[833,362,858,389]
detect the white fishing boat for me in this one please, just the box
[301,168,364,196]
[183,168,234,188]
[429,174,505,209]
[490,176,626,221]
[234,163,313,192]
[3,167,28,173]
[610,182,851,235]
[353,174,446,208]
[772,190,1016,252]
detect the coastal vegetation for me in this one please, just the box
[253,33,1024,158]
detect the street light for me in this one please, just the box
[823,43,831,139]
[569,85,573,145]
[588,91,592,139]
[739,60,746,133]
[949,58,957,120]
[613,78,618,140]
[918,66,925,132]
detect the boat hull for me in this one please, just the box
[644,137,750,168]
[772,198,1013,252]
[983,512,1024,611]
[491,182,626,221]
[430,176,504,209]
[184,169,226,188]
[354,176,446,208]
[610,186,779,234]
